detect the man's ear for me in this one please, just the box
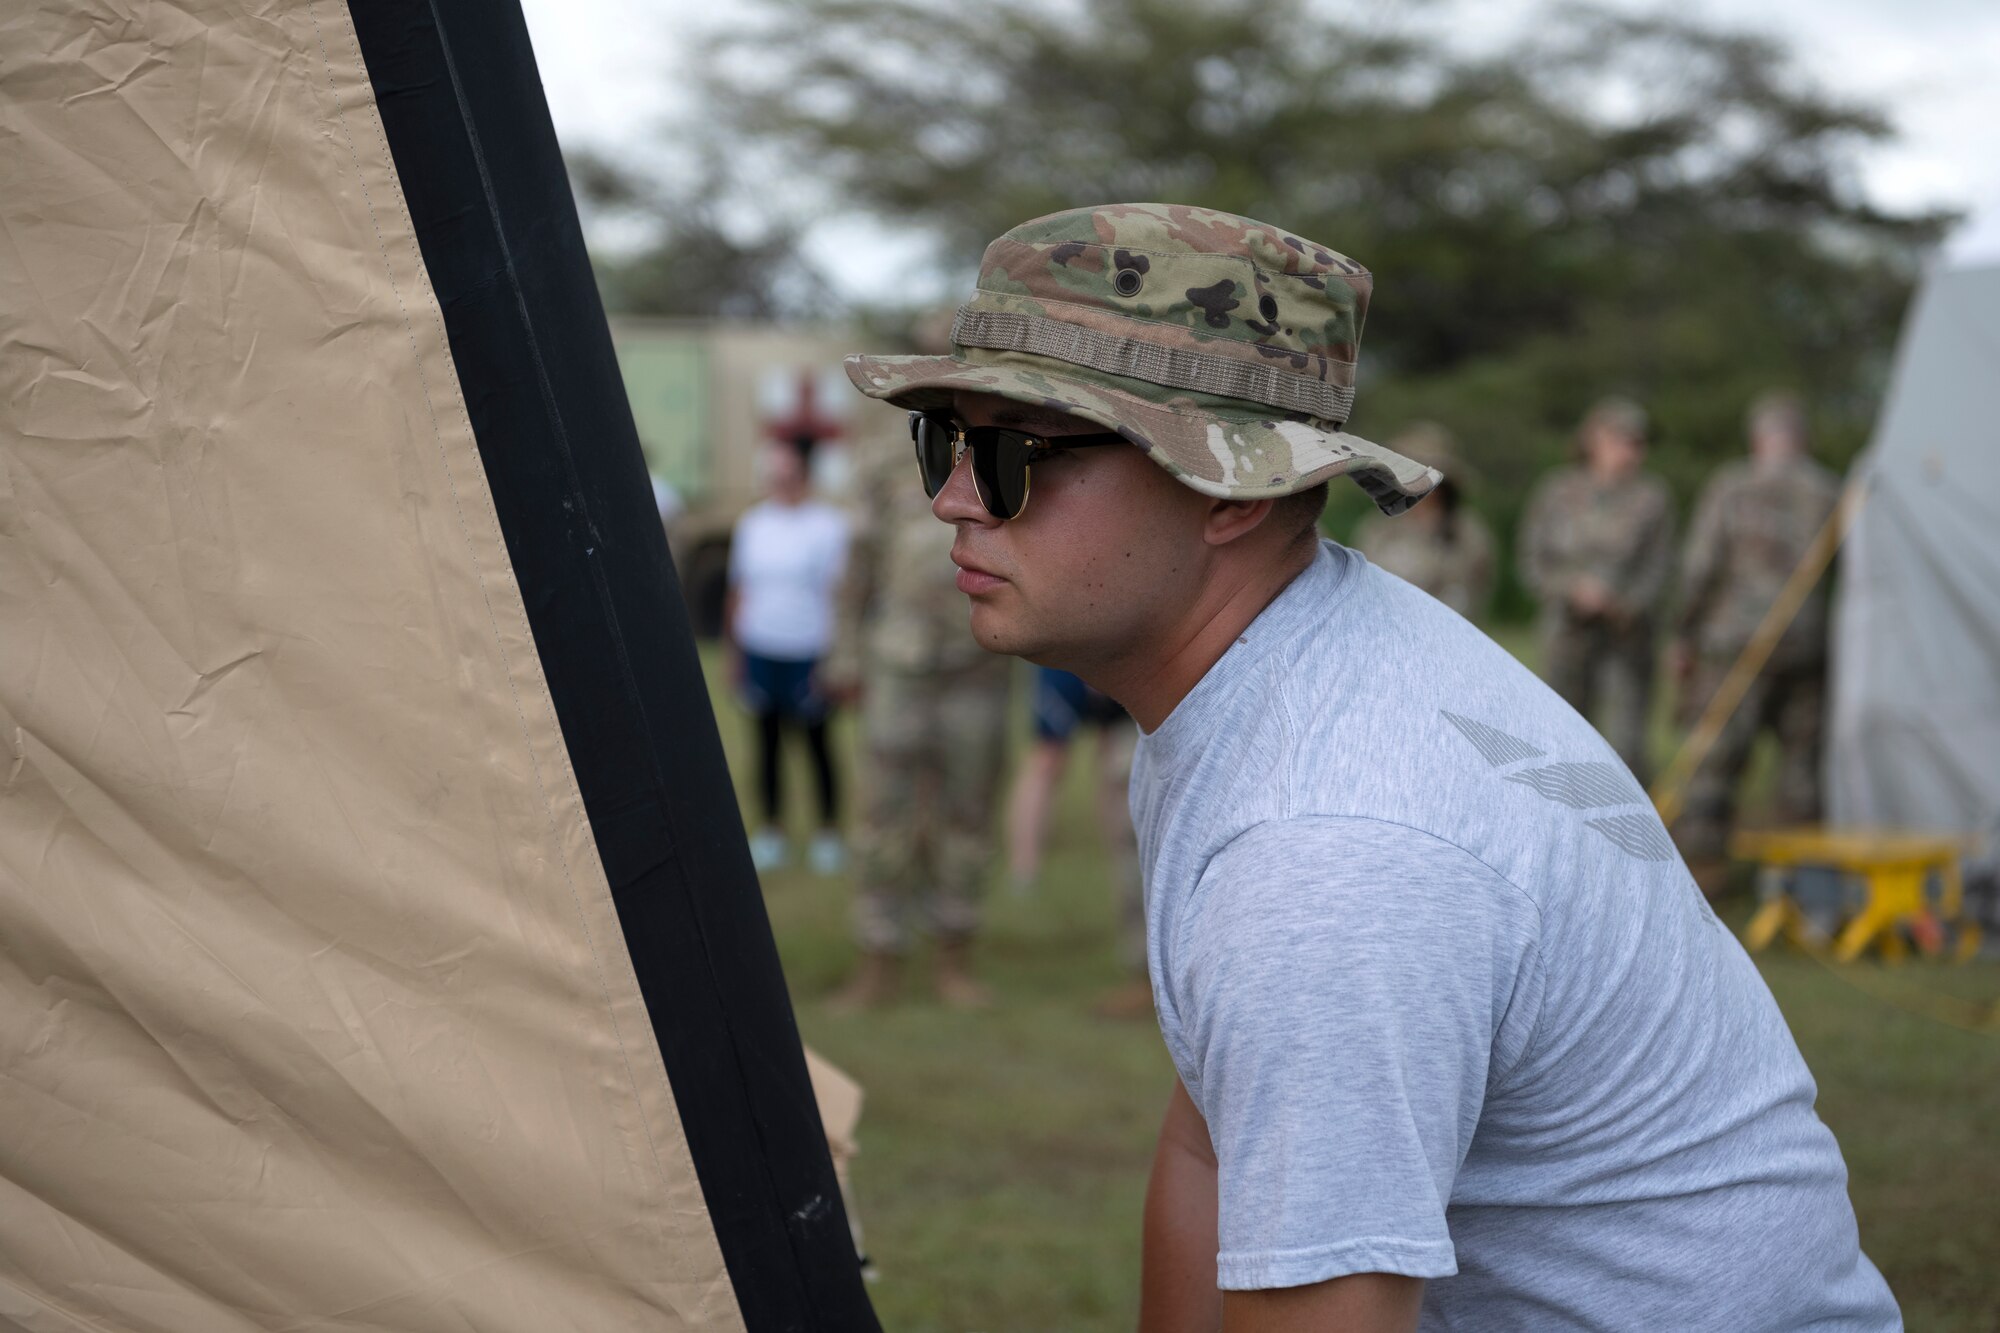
[1201,496,1277,548]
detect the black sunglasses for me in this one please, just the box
[910,409,1127,520]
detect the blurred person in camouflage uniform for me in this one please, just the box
[822,314,1013,1010]
[1519,398,1675,780]
[1668,391,1841,880]
[1352,422,1495,622]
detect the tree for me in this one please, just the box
[692,0,1952,611]
[567,149,828,319]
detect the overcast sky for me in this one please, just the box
[519,0,2000,291]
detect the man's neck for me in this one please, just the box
[1089,537,1318,733]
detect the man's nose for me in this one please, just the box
[932,449,996,527]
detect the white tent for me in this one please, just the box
[1827,254,2000,878]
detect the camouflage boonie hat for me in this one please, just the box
[1581,395,1649,441]
[844,203,1440,513]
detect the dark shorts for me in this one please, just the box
[741,652,828,724]
[1031,666,1126,742]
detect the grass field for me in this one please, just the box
[699,646,2000,1332]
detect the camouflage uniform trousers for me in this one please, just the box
[1675,655,1825,863]
[1541,611,1657,783]
[852,657,1012,952]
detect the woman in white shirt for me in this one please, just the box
[726,442,851,874]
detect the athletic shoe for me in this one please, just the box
[808,830,846,876]
[749,826,788,873]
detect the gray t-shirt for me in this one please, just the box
[1131,540,1897,1329]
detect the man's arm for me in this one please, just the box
[1674,478,1728,643]
[823,453,886,693]
[1140,1079,1426,1333]
[1140,1078,1222,1333]
[1516,477,1561,603]
[1222,1275,1424,1333]
[1615,482,1676,619]
[1145,821,1520,1331]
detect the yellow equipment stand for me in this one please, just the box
[1732,828,1981,964]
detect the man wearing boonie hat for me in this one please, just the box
[1518,397,1676,781]
[846,203,1894,1331]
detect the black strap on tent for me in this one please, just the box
[344,1,878,1326]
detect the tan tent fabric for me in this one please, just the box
[803,1050,869,1266]
[0,2,746,1327]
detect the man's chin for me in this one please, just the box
[967,599,1037,659]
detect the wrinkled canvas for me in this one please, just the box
[0,1,746,1327]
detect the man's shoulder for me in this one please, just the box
[1146,547,1550,836]
[1725,459,1840,512]
[1300,553,1526,684]
[1276,584,1644,852]
[1530,466,1587,503]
